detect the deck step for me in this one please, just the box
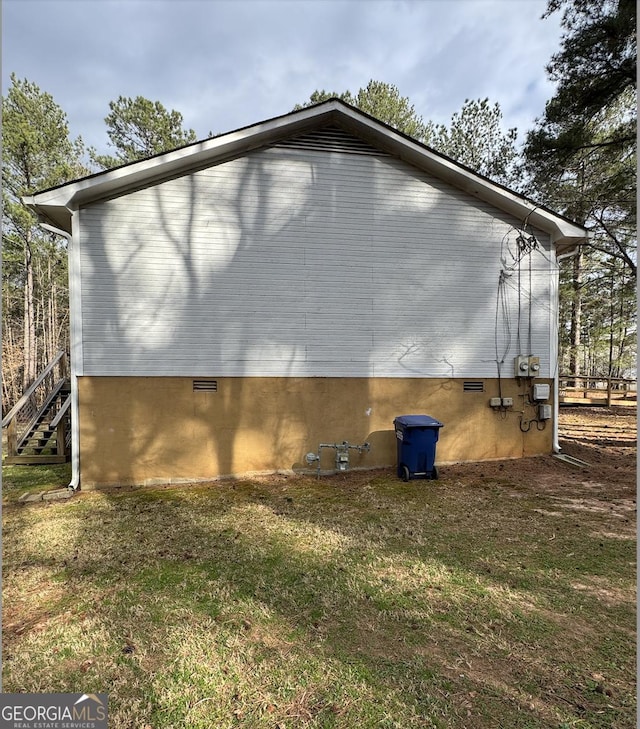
[13,392,71,458]
[3,355,72,466]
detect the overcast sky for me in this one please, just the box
[2,0,563,156]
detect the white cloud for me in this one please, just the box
[2,0,563,154]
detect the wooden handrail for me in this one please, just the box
[559,373,636,407]
[559,374,636,385]
[50,394,71,429]
[2,350,67,427]
[15,378,66,451]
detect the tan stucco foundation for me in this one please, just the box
[77,376,553,487]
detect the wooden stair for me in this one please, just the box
[3,351,72,465]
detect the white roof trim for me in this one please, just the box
[24,99,587,251]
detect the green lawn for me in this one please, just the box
[2,451,636,728]
[2,462,72,500]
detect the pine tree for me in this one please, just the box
[524,0,636,380]
[2,75,87,405]
[423,99,519,187]
[295,80,427,140]
[92,95,197,169]
[296,84,519,187]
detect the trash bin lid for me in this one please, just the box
[394,415,444,428]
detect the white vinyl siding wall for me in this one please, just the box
[77,146,555,378]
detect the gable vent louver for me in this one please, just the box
[274,126,388,156]
[463,381,485,393]
[193,379,218,392]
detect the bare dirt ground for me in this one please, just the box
[450,405,637,481]
[445,405,636,515]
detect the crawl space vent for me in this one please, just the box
[193,379,218,392]
[463,381,484,393]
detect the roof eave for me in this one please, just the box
[23,99,589,248]
[554,230,592,258]
[331,105,590,248]
[23,103,345,233]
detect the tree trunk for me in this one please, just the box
[2,324,22,413]
[568,247,583,386]
[608,274,616,378]
[22,230,37,390]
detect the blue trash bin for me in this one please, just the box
[394,415,444,481]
